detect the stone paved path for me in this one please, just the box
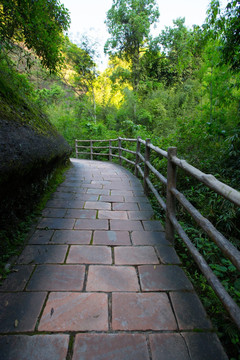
[0,159,228,360]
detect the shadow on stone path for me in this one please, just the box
[0,159,228,359]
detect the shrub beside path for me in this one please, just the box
[0,159,228,359]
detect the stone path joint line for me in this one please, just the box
[0,159,228,360]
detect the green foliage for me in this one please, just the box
[0,0,70,72]
[206,0,240,71]
[105,0,159,90]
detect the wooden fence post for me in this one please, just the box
[165,147,177,244]
[109,140,112,161]
[118,137,122,166]
[90,140,93,160]
[135,136,141,177]
[75,139,78,158]
[143,138,151,195]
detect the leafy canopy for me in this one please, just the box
[206,0,240,71]
[105,0,159,58]
[0,0,70,72]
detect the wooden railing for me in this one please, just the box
[75,137,240,330]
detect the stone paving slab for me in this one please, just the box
[170,292,212,330]
[149,333,191,360]
[74,219,108,230]
[51,230,92,244]
[112,293,177,330]
[37,218,75,230]
[72,334,149,360]
[0,292,46,332]
[26,265,85,291]
[110,219,143,231]
[64,209,97,219]
[38,292,108,331]
[86,265,139,291]
[93,230,131,245]
[115,246,159,265]
[131,230,168,245]
[28,229,54,244]
[0,265,34,291]
[138,265,193,291]
[0,159,228,360]
[17,245,68,264]
[66,245,112,264]
[0,335,69,360]
[42,208,67,218]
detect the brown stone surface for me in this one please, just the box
[29,230,54,244]
[115,246,159,265]
[0,265,34,291]
[17,245,67,264]
[170,292,212,330]
[110,220,143,231]
[86,265,139,291]
[0,335,69,360]
[51,230,92,244]
[0,292,46,332]
[132,231,168,245]
[72,334,150,360]
[93,230,131,245]
[112,293,177,330]
[74,219,108,230]
[139,265,193,291]
[38,292,108,331]
[67,246,112,264]
[149,333,190,360]
[84,201,111,210]
[37,218,75,230]
[26,265,85,291]
[182,333,228,360]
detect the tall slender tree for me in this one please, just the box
[104,0,159,92]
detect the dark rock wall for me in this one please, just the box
[0,117,71,240]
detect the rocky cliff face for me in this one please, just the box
[0,118,71,184]
[0,97,72,248]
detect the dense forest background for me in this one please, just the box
[0,0,239,358]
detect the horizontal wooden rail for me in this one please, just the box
[75,137,240,330]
